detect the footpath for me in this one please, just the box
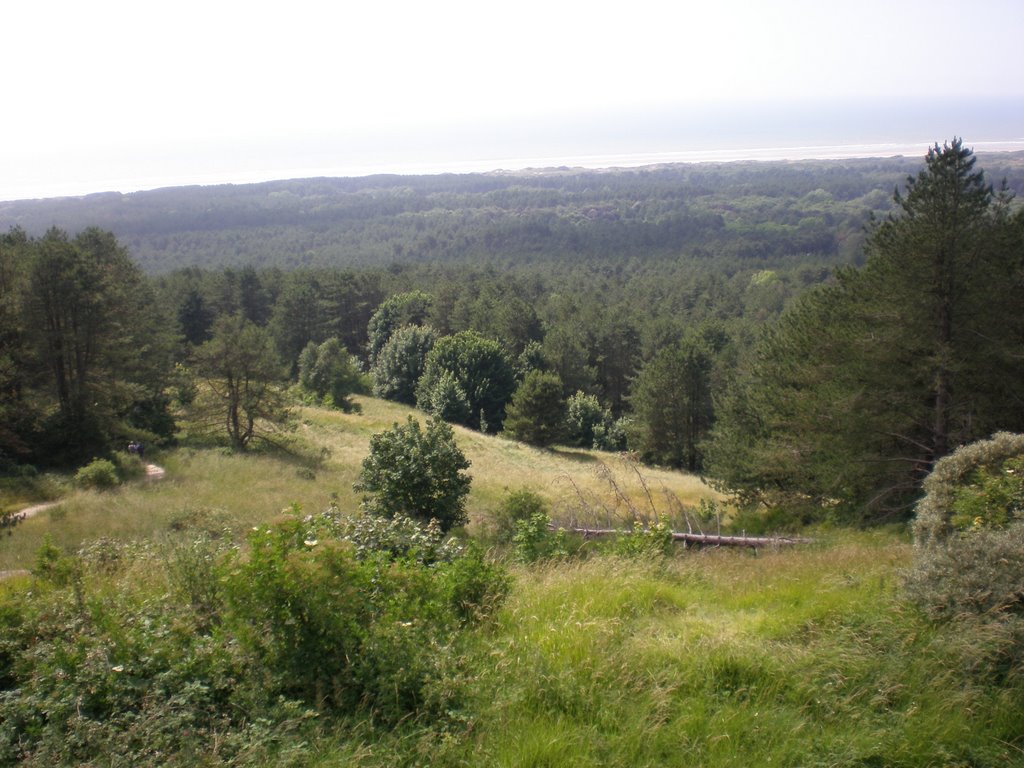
[0,463,164,581]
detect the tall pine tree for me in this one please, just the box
[706,140,1024,521]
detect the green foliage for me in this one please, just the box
[950,456,1024,531]
[605,518,674,559]
[74,458,120,490]
[366,290,433,366]
[904,524,1024,621]
[708,141,1024,521]
[0,507,510,763]
[31,534,80,586]
[489,487,549,544]
[417,330,516,432]
[371,323,437,405]
[906,434,1024,629]
[565,391,608,448]
[420,369,472,425]
[629,333,716,470]
[190,314,290,450]
[502,370,567,447]
[512,511,570,563]
[354,416,472,532]
[342,511,461,563]
[220,513,508,722]
[913,432,1024,546]
[6,227,176,464]
[297,337,364,412]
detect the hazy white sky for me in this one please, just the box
[3,0,1023,200]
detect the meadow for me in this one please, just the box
[1,397,1021,767]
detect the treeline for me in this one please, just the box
[8,154,1023,273]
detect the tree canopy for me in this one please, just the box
[707,140,1024,521]
[354,416,472,532]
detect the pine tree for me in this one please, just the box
[706,140,1024,521]
[502,371,567,447]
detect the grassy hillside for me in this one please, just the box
[0,396,718,571]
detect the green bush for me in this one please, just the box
[490,488,549,544]
[342,511,460,563]
[354,416,472,532]
[913,432,1024,546]
[220,512,508,722]
[74,458,120,489]
[606,518,674,559]
[512,511,570,563]
[905,433,1024,671]
[904,524,1024,620]
[1,508,510,763]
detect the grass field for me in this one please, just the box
[1,396,721,571]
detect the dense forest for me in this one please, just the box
[2,153,1021,274]
[2,143,1023,524]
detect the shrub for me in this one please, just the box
[221,513,508,722]
[904,524,1024,620]
[74,458,120,490]
[606,518,674,559]
[490,488,549,545]
[512,511,569,563]
[913,432,1024,546]
[354,416,472,532]
[343,511,461,563]
[905,433,1024,654]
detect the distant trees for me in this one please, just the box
[707,140,1024,521]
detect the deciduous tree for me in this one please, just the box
[416,331,516,432]
[354,416,471,532]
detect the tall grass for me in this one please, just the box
[415,533,1023,767]
[2,396,721,569]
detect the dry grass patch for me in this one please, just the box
[1,396,723,569]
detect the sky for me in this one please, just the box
[3,0,1023,201]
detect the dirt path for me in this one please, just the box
[1,464,165,581]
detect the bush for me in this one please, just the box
[354,416,472,532]
[905,433,1024,669]
[220,513,508,722]
[490,488,549,545]
[74,458,120,490]
[606,519,674,559]
[904,524,1024,620]
[512,510,570,563]
[913,432,1024,546]
[343,511,461,563]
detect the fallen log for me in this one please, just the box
[562,526,811,550]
